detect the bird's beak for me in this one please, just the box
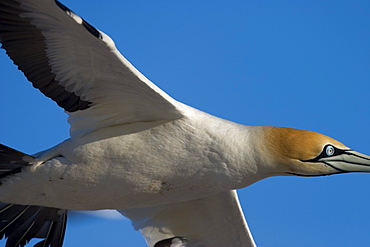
[321,150,370,173]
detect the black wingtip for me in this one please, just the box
[154,237,189,247]
[0,145,68,247]
[0,144,33,180]
[0,1,91,112]
[0,203,67,247]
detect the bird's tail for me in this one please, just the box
[0,144,67,247]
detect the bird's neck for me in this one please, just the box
[188,109,272,189]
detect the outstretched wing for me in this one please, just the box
[120,190,256,247]
[0,0,183,138]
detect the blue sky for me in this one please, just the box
[1,0,370,246]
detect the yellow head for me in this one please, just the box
[260,127,370,176]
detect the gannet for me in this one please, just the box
[0,1,369,247]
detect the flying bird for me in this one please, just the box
[0,0,369,247]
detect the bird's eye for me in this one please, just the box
[325,145,335,156]
[302,144,346,163]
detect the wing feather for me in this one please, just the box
[0,204,67,247]
[120,191,256,247]
[0,0,183,137]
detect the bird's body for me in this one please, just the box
[0,0,369,246]
[0,107,264,210]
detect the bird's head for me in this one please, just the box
[260,127,370,176]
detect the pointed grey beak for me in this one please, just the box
[321,150,370,173]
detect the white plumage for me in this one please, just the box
[0,1,369,247]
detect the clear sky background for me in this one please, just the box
[1,0,370,246]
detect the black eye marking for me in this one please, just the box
[301,144,348,162]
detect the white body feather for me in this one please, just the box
[0,107,265,211]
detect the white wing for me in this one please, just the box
[119,190,256,247]
[0,0,183,138]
